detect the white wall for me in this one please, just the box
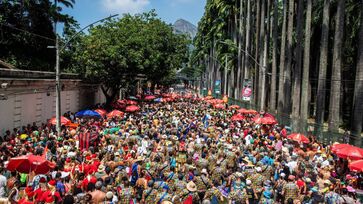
[0,86,106,134]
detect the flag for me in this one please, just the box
[79,132,90,150]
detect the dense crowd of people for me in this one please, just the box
[0,92,362,204]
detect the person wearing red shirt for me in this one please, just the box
[38,180,62,203]
[81,172,97,191]
[18,189,35,204]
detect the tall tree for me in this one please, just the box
[244,0,251,80]
[277,0,288,118]
[284,0,294,114]
[301,0,313,133]
[254,0,261,105]
[236,0,244,98]
[261,0,270,110]
[258,0,266,109]
[292,0,304,131]
[315,0,331,137]
[269,0,278,112]
[351,0,363,146]
[328,0,345,132]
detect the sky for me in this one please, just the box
[62,0,206,29]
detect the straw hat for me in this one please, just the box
[98,165,105,173]
[172,135,179,141]
[235,172,243,178]
[220,137,226,143]
[201,168,208,175]
[186,181,197,192]
[161,135,168,139]
[161,201,173,204]
[134,156,144,162]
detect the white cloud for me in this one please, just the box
[102,0,150,14]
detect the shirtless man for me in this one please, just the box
[90,181,105,204]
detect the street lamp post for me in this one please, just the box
[54,13,118,136]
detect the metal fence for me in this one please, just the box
[203,91,349,146]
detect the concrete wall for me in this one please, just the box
[0,79,105,134]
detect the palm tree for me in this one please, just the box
[300,0,312,133]
[277,0,287,119]
[254,0,261,105]
[351,0,363,146]
[258,0,266,109]
[328,0,345,132]
[236,0,244,98]
[292,0,304,131]
[269,0,278,112]
[261,0,270,110]
[284,0,294,115]
[244,0,251,80]
[315,0,331,138]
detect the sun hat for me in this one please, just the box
[201,168,208,175]
[48,180,56,187]
[255,167,262,172]
[288,175,295,180]
[98,165,105,172]
[324,180,332,185]
[235,172,243,178]
[246,180,252,185]
[280,173,286,178]
[347,186,356,193]
[105,191,113,199]
[186,181,197,192]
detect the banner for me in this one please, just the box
[242,79,253,101]
[214,80,221,94]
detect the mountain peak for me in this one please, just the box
[173,19,197,39]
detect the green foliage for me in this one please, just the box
[0,0,76,70]
[70,11,189,102]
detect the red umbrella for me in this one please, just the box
[229,105,240,110]
[287,133,310,144]
[126,100,137,105]
[125,105,140,112]
[335,145,363,160]
[94,109,107,117]
[107,110,124,118]
[144,95,156,100]
[253,116,277,125]
[348,160,363,172]
[213,103,225,109]
[231,114,245,121]
[238,109,258,115]
[331,143,352,153]
[7,154,56,174]
[48,116,70,125]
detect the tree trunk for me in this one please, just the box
[261,0,270,110]
[301,0,312,133]
[258,0,266,109]
[292,0,304,131]
[315,0,330,138]
[351,0,363,146]
[236,0,244,99]
[284,0,294,115]
[224,56,228,95]
[277,0,288,120]
[328,0,345,132]
[254,0,261,106]
[244,0,251,80]
[270,0,278,113]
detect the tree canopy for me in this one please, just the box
[0,0,76,70]
[69,11,190,104]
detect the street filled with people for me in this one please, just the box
[0,91,362,204]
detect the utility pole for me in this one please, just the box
[54,0,61,137]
